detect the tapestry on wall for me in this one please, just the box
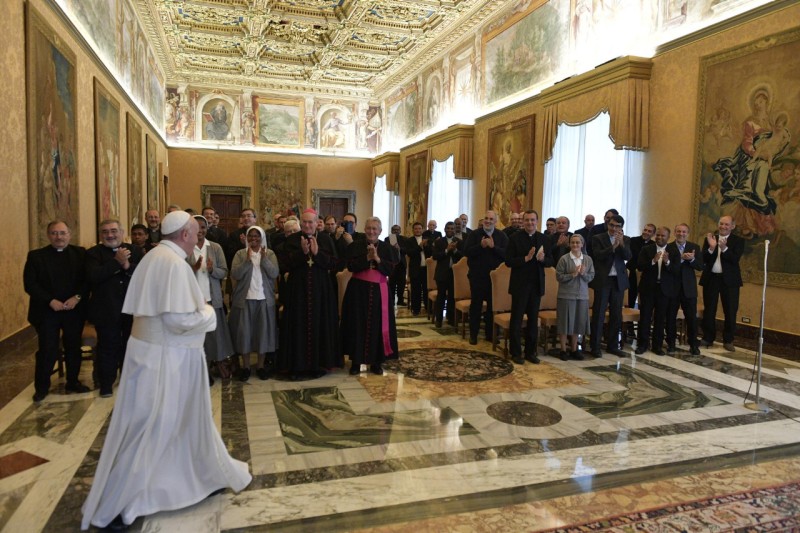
[255,162,306,224]
[146,134,159,213]
[405,151,429,234]
[694,28,800,287]
[126,113,143,224]
[94,79,121,223]
[26,6,80,247]
[487,116,535,228]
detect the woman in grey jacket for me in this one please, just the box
[229,226,279,381]
[555,234,595,361]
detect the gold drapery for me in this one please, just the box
[371,152,399,191]
[426,125,474,179]
[541,57,652,162]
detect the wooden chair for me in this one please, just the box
[490,264,527,357]
[425,257,437,321]
[453,257,483,339]
[336,270,352,317]
[537,268,559,350]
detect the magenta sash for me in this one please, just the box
[352,268,393,356]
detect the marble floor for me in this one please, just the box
[1,309,800,532]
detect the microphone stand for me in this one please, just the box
[745,239,770,413]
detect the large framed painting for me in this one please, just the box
[487,115,535,228]
[146,134,159,212]
[94,79,121,223]
[254,97,304,148]
[405,150,429,234]
[255,162,306,224]
[26,5,80,247]
[126,113,143,225]
[693,28,800,287]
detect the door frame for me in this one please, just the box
[311,189,356,215]
[200,185,252,211]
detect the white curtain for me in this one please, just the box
[542,112,642,234]
[428,156,460,229]
[372,174,391,240]
[458,178,473,224]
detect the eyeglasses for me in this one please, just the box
[607,223,622,229]
[49,231,69,236]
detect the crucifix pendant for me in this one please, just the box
[307,255,314,267]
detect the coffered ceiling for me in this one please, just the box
[142,0,505,98]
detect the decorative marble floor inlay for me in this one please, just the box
[272,387,478,454]
[0,451,48,480]
[563,364,728,418]
[395,328,422,338]
[486,401,563,427]
[0,398,95,446]
[383,348,514,382]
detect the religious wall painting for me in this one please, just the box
[482,0,569,105]
[365,105,382,154]
[318,106,352,151]
[405,151,429,234]
[202,98,233,141]
[255,97,304,148]
[694,28,800,287]
[126,114,143,224]
[118,0,134,89]
[423,72,443,132]
[146,134,159,212]
[146,48,165,127]
[386,85,419,149]
[451,44,476,110]
[487,115,535,228]
[64,0,117,66]
[255,162,307,224]
[26,6,80,247]
[93,79,121,223]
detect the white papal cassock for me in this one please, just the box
[82,239,252,530]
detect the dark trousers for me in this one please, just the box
[667,289,698,349]
[434,273,455,324]
[409,267,427,314]
[389,264,406,304]
[591,280,624,351]
[95,316,132,393]
[627,269,639,308]
[509,284,541,357]
[637,286,669,350]
[469,276,493,340]
[702,273,739,344]
[34,310,85,395]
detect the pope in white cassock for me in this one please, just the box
[82,211,252,530]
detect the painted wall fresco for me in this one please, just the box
[386,84,420,151]
[694,28,800,287]
[59,0,165,129]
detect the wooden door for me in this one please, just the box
[319,197,349,223]
[211,194,243,234]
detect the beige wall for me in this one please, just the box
[167,149,374,228]
[0,0,168,341]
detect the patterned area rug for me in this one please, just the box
[384,348,514,382]
[541,480,800,532]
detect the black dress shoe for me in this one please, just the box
[652,349,665,356]
[349,366,361,375]
[239,368,251,382]
[608,348,627,358]
[435,320,443,328]
[65,382,91,394]
[370,364,384,375]
[700,340,714,348]
[32,391,48,403]
[512,356,525,365]
[559,350,568,361]
[103,514,128,531]
[100,388,113,398]
[525,355,541,364]
[666,346,676,355]
[634,346,647,355]
[591,349,602,358]
[256,367,270,380]
[469,336,478,345]
[571,350,585,361]
[690,345,701,356]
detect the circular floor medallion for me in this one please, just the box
[385,348,514,382]
[486,401,562,427]
[395,328,422,338]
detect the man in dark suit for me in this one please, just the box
[202,206,228,248]
[503,212,522,237]
[627,223,656,309]
[459,213,472,235]
[666,223,704,355]
[432,221,464,327]
[23,221,90,403]
[575,214,595,255]
[591,208,620,237]
[226,207,262,266]
[589,214,632,358]
[145,209,162,244]
[700,215,744,351]
[505,210,553,364]
[385,225,407,306]
[549,216,573,262]
[453,217,468,242]
[634,227,679,356]
[422,220,443,242]
[464,210,508,344]
[404,221,434,316]
[86,220,142,397]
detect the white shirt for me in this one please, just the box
[193,240,211,303]
[246,249,265,300]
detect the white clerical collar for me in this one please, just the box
[159,239,187,259]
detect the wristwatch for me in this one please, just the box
[75,294,82,301]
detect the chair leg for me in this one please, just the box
[492,323,498,352]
